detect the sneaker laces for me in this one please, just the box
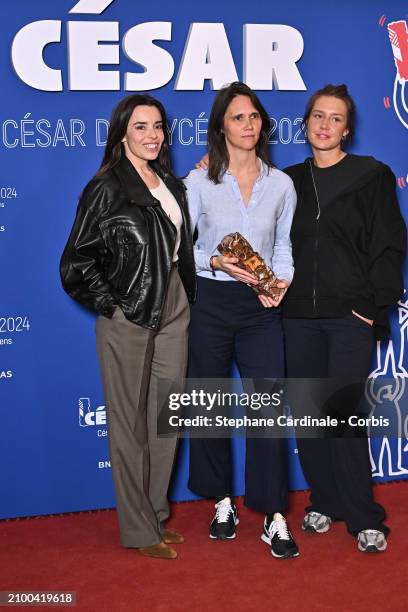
[214,500,233,523]
[271,519,290,541]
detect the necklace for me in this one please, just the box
[308,160,321,221]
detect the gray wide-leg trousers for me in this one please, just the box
[96,268,189,548]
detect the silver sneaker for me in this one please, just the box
[302,511,332,533]
[357,529,387,553]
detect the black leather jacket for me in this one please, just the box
[60,156,196,330]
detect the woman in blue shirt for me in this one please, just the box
[185,81,298,559]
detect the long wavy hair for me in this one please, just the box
[97,94,172,176]
[208,82,273,184]
[303,84,356,143]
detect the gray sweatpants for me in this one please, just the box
[96,267,189,547]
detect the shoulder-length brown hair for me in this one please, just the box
[97,94,173,176]
[207,82,273,184]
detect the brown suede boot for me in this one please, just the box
[138,541,177,559]
[162,529,184,544]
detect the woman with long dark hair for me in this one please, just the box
[185,82,299,559]
[60,94,196,560]
[283,84,406,552]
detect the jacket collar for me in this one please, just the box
[111,156,165,206]
[302,155,383,201]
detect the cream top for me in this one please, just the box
[150,177,183,262]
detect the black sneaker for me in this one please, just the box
[209,497,239,540]
[261,516,299,559]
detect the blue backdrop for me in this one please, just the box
[1,0,408,518]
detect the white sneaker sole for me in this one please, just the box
[358,542,387,553]
[271,550,300,559]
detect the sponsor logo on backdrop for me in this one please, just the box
[78,397,106,428]
[0,370,12,379]
[11,0,306,92]
[78,398,110,466]
[386,19,408,131]
[365,292,408,477]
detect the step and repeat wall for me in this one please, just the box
[1,0,408,518]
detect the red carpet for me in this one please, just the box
[0,482,407,611]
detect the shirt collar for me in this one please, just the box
[224,157,266,181]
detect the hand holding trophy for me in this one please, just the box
[217,232,286,302]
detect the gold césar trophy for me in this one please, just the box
[217,232,284,300]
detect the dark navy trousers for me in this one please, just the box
[188,276,289,514]
[283,316,389,536]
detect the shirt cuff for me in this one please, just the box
[194,248,214,273]
[272,268,294,284]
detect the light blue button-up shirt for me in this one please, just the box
[184,161,297,282]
